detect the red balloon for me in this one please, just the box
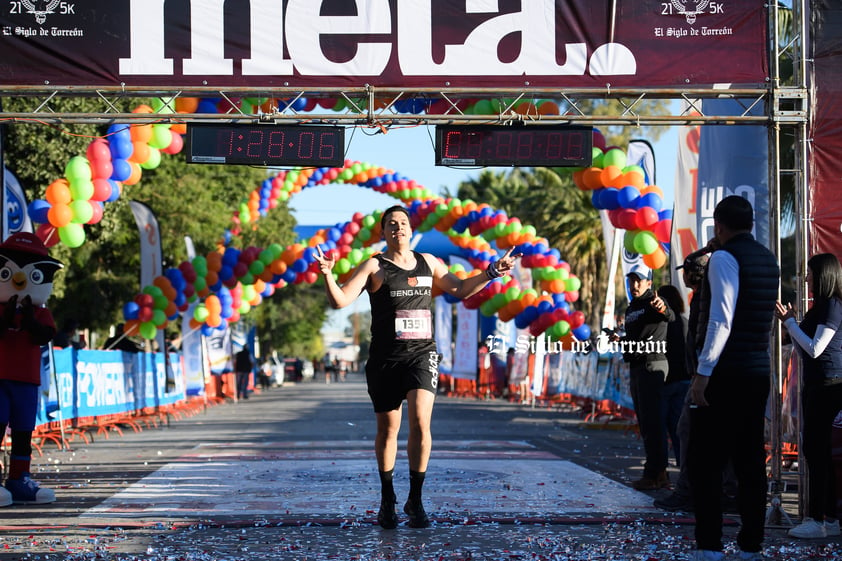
[616,209,638,230]
[569,310,586,329]
[634,207,660,231]
[162,131,184,155]
[36,223,59,247]
[653,219,673,243]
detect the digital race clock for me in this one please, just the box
[435,125,593,167]
[186,124,345,167]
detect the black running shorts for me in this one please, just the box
[365,350,440,413]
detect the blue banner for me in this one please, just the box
[696,99,769,246]
[37,348,186,425]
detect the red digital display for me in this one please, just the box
[435,125,592,167]
[186,124,345,167]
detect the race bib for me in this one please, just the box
[395,310,432,340]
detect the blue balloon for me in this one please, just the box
[27,200,51,223]
[600,188,620,210]
[110,159,132,182]
[196,99,220,113]
[123,301,140,320]
[591,190,604,209]
[201,324,215,337]
[218,265,233,281]
[109,137,134,160]
[572,324,591,341]
[617,186,640,209]
[658,209,673,221]
[639,192,663,212]
[222,248,240,267]
[537,300,553,315]
[282,269,297,283]
[292,258,309,273]
[106,179,121,202]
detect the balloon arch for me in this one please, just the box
[24,98,672,343]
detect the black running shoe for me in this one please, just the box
[377,495,398,529]
[403,499,430,528]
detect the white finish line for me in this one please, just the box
[84,441,655,519]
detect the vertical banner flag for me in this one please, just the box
[181,302,206,396]
[129,201,164,353]
[807,0,842,258]
[206,326,233,374]
[697,99,769,247]
[4,168,33,240]
[435,296,453,375]
[671,102,702,305]
[599,210,623,330]
[621,139,656,301]
[452,301,479,380]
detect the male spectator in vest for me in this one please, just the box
[619,263,674,491]
[687,196,780,561]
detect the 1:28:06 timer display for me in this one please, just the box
[186,124,345,167]
[435,125,593,167]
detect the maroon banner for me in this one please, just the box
[808,1,842,260]
[0,1,767,90]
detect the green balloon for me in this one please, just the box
[69,200,93,224]
[69,179,94,201]
[335,258,350,275]
[362,215,376,228]
[139,321,158,340]
[139,147,161,169]
[148,124,172,149]
[58,223,85,248]
[65,156,91,181]
[192,256,208,275]
[565,276,582,292]
[193,305,209,322]
[603,148,627,169]
[591,148,605,169]
[633,231,659,255]
[624,230,638,253]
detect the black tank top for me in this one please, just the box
[368,251,437,360]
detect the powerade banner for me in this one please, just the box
[0,1,767,89]
[808,1,842,258]
[40,348,186,424]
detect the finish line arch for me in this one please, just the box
[122,159,591,344]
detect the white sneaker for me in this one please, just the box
[824,519,841,537]
[788,518,827,538]
[0,486,11,507]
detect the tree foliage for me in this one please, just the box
[1,97,325,356]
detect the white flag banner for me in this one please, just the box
[671,101,702,305]
[452,301,478,380]
[435,295,453,374]
[3,167,33,239]
[129,200,165,352]
[181,303,206,396]
[129,201,163,288]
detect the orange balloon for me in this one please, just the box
[175,97,199,113]
[48,203,73,228]
[581,167,604,191]
[641,185,664,199]
[130,123,153,144]
[45,179,72,205]
[643,247,667,269]
[129,141,151,164]
[537,101,560,115]
[123,162,143,185]
[622,171,646,190]
[170,123,187,135]
[600,165,623,188]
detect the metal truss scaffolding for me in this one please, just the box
[0,1,810,527]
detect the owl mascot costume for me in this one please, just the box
[0,232,62,506]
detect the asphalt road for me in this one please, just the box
[0,371,838,561]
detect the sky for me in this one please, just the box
[286,122,680,334]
